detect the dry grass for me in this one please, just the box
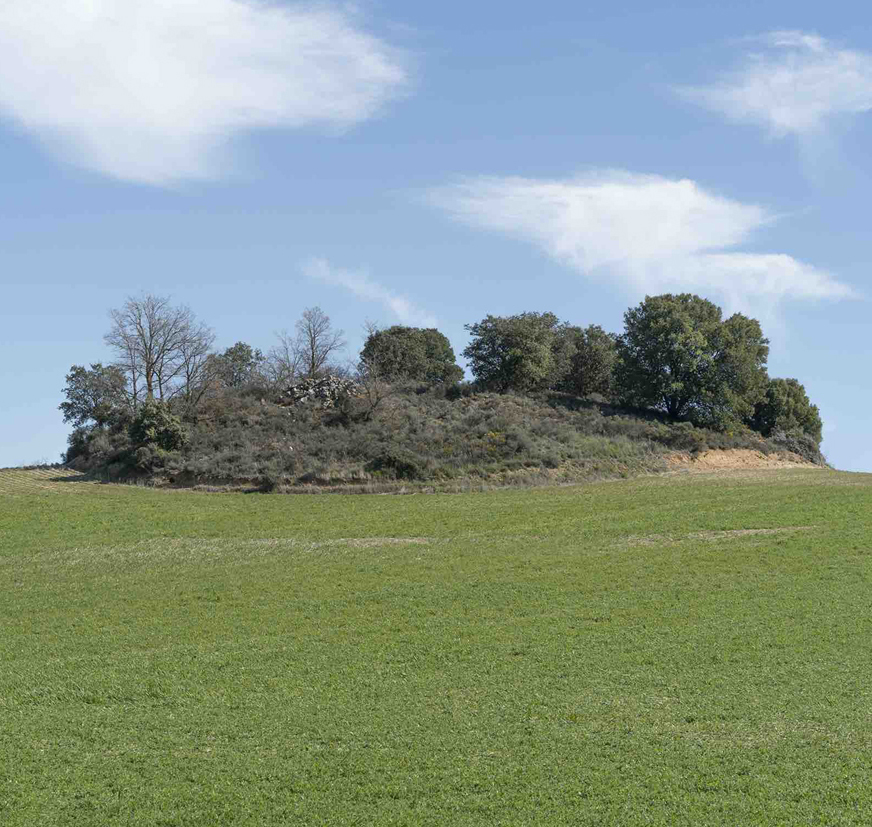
[0,468,97,496]
[623,526,817,547]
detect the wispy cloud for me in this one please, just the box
[677,31,872,136]
[303,258,438,327]
[427,171,853,318]
[0,1,408,185]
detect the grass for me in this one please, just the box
[2,467,872,824]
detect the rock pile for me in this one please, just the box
[279,376,361,409]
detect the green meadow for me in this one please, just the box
[2,467,872,825]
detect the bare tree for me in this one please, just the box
[295,307,346,380]
[265,328,304,388]
[174,320,217,409]
[105,294,214,405]
[350,320,398,421]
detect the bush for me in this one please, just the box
[365,449,427,480]
[133,445,183,472]
[770,429,825,465]
[749,378,823,445]
[130,399,188,451]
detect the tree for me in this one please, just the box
[265,329,303,388]
[710,313,770,426]
[295,307,346,380]
[462,312,575,392]
[749,378,823,444]
[59,363,129,428]
[359,325,463,384]
[614,294,769,427]
[104,294,213,404]
[560,325,618,398]
[212,342,266,388]
[175,324,217,410]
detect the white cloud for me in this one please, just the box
[303,258,438,327]
[0,0,408,185]
[428,171,853,316]
[678,31,872,136]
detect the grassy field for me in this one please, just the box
[2,467,872,825]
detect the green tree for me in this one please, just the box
[360,325,463,384]
[709,313,770,427]
[749,378,823,444]
[129,398,188,451]
[560,325,618,398]
[212,342,266,388]
[463,312,575,393]
[59,363,129,428]
[615,294,769,427]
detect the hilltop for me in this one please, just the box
[57,293,827,491]
[63,382,825,493]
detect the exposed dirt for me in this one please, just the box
[665,448,818,472]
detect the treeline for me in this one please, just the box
[60,292,823,476]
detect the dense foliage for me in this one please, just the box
[462,312,575,393]
[360,326,463,384]
[615,294,769,428]
[59,363,129,428]
[559,325,618,398]
[749,377,823,443]
[210,342,266,389]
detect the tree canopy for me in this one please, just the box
[463,312,574,392]
[615,293,769,427]
[295,307,346,380]
[360,325,463,384]
[749,378,823,444]
[59,363,129,428]
[212,342,266,388]
[560,325,618,398]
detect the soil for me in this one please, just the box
[665,448,818,471]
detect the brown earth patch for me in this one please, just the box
[666,448,817,471]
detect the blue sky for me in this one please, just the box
[1,0,870,470]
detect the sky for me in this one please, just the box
[0,0,870,470]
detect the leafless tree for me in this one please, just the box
[265,328,304,389]
[295,307,346,380]
[349,320,398,421]
[105,294,214,405]
[174,320,217,409]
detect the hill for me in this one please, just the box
[64,384,826,492]
[1,467,871,825]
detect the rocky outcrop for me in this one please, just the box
[279,376,361,409]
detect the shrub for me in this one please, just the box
[133,445,183,472]
[770,429,825,465]
[365,449,427,480]
[130,399,188,451]
[749,378,823,445]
